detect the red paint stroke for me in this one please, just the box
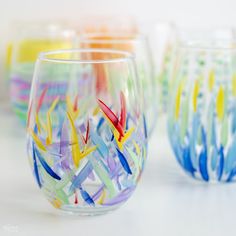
[97,99,124,137]
[27,101,33,128]
[36,86,48,113]
[119,92,127,141]
[119,91,126,129]
[73,94,79,112]
[82,120,90,144]
[74,191,78,204]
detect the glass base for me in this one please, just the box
[45,183,129,217]
[58,204,121,216]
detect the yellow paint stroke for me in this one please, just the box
[46,97,59,146]
[232,74,236,96]
[5,42,12,69]
[67,112,96,168]
[175,84,183,119]
[193,80,199,112]
[97,189,106,205]
[52,199,62,209]
[66,96,79,120]
[35,113,47,134]
[73,110,80,120]
[93,106,100,116]
[46,113,52,146]
[132,140,141,156]
[67,111,81,167]
[29,129,46,151]
[114,127,135,150]
[208,70,215,91]
[216,86,224,120]
[35,113,41,133]
[49,96,60,113]
[66,96,73,112]
[79,145,97,160]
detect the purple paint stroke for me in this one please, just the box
[14,94,29,101]
[116,174,122,191]
[102,186,135,206]
[92,164,123,201]
[10,77,31,87]
[107,155,116,172]
[38,95,66,103]
[40,83,67,89]
[60,120,71,170]
[79,123,86,133]
[91,185,104,201]
[39,135,75,150]
[88,171,96,181]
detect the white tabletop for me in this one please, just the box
[0,102,235,236]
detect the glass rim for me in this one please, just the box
[179,39,236,51]
[38,48,135,64]
[77,32,146,44]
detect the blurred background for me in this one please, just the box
[0,0,235,101]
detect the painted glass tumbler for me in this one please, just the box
[27,49,147,215]
[168,40,236,182]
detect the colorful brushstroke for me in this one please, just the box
[168,67,236,182]
[27,89,147,211]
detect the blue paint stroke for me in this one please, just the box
[224,138,236,174]
[183,147,196,176]
[69,161,93,193]
[90,131,109,158]
[217,145,224,181]
[34,147,61,180]
[32,143,42,188]
[198,127,209,181]
[143,114,148,139]
[116,148,132,175]
[79,187,95,206]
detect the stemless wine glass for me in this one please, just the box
[9,22,76,124]
[27,49,147,215]
[168,39,236,182]
[77,33,157,137]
